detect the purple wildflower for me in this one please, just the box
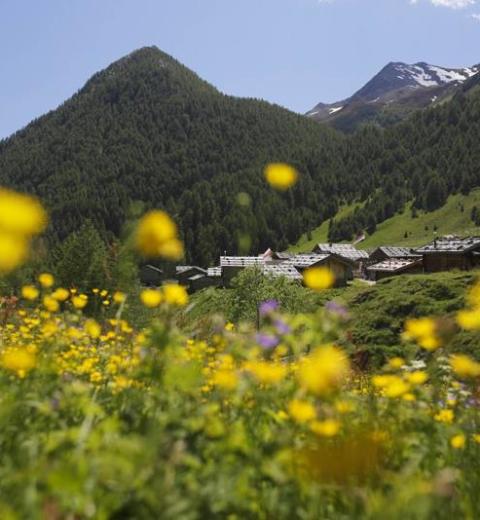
[256,333,280,350]
[259,299,279,317]
[274,319,291,336]
[325,301,349,319]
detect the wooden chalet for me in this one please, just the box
[367,259,423,282]
[175,266,207,285]
[312,243,368,279]
[369,246,421,264]
[219,256,266,287]
[284,253,354,287]
[414,236,480,273]
[139,264,164,287]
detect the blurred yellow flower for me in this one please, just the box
[303,267,335,291]
[450,434,466,449]
[383,378,410,398]
[387,357,405,370]
[140,289,163,308]
[450,354,480,378]
[212,369,239,390]
[406,371,428,385]
[264,163,298,191]
[288,399,316,423]
[157,238,184,261]
[163,284,189,306]
[434,409,454,424]
[38,273,54,288]
[52,288,70,302]
[1,347,36,378]
[0,188,47,236]
[113,291,126,304]
[0,233,28,273]
[72,295,88,309]
[21,285,39,301]
[298,345,350,395]
[403,317,440,351]
[457,309,480,330]
[85,319,101,339]
[135,210,183,260]
[43,295,59,313]
[244,360,286,385]
[310,419,341,437]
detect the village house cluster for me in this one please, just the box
[141,236,480,293]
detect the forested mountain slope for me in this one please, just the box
[1,46,480,265]
[0,47,353,265]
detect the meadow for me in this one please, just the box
[1,178,480,518]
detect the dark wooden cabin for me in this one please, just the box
[415,237,480,273]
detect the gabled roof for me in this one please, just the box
[220,256,265,267]
[176,265,207,275]
[372,246,420,258]
[314,243,369,260]
[262,264,302,281]
[285,254,330,268]
[207,267,222,277]
[415,236,480,254]
[367,259,422,273]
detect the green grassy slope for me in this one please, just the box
[289,202,362,252]
[292,189,480,253]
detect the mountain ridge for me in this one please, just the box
[307,60,479,132]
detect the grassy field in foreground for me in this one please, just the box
[292,189,480,252]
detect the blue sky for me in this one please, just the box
[0,0,478,139]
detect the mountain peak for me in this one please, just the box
[307,59,480,131]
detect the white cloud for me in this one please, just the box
[471,12,480,18]
[410,0,475,7]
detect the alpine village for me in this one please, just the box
[3,3,480,518]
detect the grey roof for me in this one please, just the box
[273,251,294,260]
[285,254,330,268]
[314,243,369,260]
[262,264,302,280]
[367,259,422,273]
[220,256,265,267]
[176,265,207,275]
[207,267,222,277]
[188,274,206,281]
[373,246,421,258]
[415,236,480,254]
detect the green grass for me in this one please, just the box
[292,189,480,253]
[289,202,362,252]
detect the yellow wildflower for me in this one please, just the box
[298,345,350,395]
[403,317,440,351]
[212,369,239,390]
[303,267,335,291]
[450,354,480,378]
[140,289,163,308]
[85,319,101,339]
[288,399,316,423]
[383,377,410,398]
[264,163,298,191]
[244,360,286,385]
[163,284,189,306]
[1,348,36,378]
[113,291,126,304]
[52,288,70,301]
[387,357,405,370]
[450,434,466,449]
[157,238,184,261]
[21,285,39,301]
[0,188,47,236]
[406,371,428,385]
[310,419,341,437]
[457,309,480,330]
[0,233,28,273]
[135,210,182,258]
[72,295,88,309]
[434,409,454,424]
[38,273,54,288]
[43,295,59,313]
[472,434,480,444]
